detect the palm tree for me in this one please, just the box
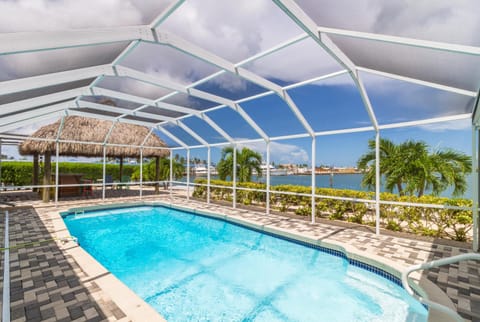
[357,138,404,194]
[217,146,262,182]
[357,138,471,197]
[132,157,184,182]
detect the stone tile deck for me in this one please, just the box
[0,193,479,321]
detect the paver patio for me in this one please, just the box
[0,192,478,321]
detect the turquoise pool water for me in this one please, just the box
[63,206,428,321]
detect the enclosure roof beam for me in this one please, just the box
[114,65,235,107]
[67,109,156,127]
[76,100,175,122]
[149,0,186,29]
[0,109,65,133]
[0,101,69,129]
[0,64,113,96]
[153,31,315,136]
[357,67,478,97]
[272,0,379,131]
[317,26,480,56]
[157,126,188,148]
[91,87,200,116]
[0,86,90,116]
[176,120,209,146]
[0,26,154,55]
[200,114,234,143]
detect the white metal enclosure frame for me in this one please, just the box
[0,1,479,251]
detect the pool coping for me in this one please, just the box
[57,199,460,321]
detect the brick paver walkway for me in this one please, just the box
[2,207,127,322]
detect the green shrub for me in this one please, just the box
[0,161,137,185]
[192,178,473,241]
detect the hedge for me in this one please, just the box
[0,161,138,186]
[193,178,473,242]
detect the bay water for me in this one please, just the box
[184,173,472,199]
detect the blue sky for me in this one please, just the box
[159,77,472,167]
[151,68,473,167]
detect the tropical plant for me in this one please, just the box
[131,157,184,181]
[216,146,263,182]
[357,138,471,197]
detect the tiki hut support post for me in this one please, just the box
[119,156,124,182]
[33,153,39,192]
[139,148,143,199]
[155,156,160,194]
[42,151,51,202]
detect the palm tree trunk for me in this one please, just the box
[33,153,39,192]
[396,181,403,196]
[417,181,425,197]
[155,156,160,194]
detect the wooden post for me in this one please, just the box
[119,156,124,181]
[155,156,160,194]
[42,151,51,202]
[33,153,39,192]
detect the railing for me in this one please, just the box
[402,253,480,322]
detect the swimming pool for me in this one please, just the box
[63,205,428,321]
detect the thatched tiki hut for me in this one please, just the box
[19,116,168,201]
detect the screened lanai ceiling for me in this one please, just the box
[0,0,479,148]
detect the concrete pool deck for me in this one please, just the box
[1,194,479,321]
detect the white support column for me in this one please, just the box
[375,131,381,235]
[473,127,479,252]
[54,116,66,207]
[311,137,316,223]
[139,148,143,199]
[207,146,211,204]
[102,145,106,200]
[233,145,237,209]
[55,142,60,206]
[186,149,190,201]
[169,149,173,199]
[266,141,271,215]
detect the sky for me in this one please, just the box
[0,0,478,167]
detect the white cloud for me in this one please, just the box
[1,0,478,136]
[237,140,309,165]
[418,118,471,132]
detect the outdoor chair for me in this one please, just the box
[118,175,130,190]
[105,175,114,189]
[81,179,94,197]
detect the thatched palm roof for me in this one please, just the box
[19,116,168,158]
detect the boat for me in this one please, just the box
[193,166,218,176]
[258,164,288,176]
